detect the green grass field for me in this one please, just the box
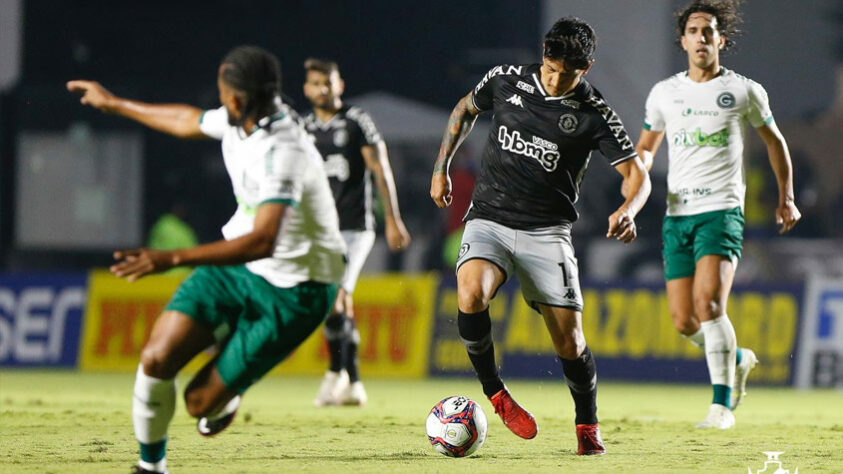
[1,371,840,473]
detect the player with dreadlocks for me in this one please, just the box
[636,0,800,429]
[68,45,346,472]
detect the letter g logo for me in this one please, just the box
[716,92,735,109]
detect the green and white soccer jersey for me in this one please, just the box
[199,105,346,287]
[644,68,774,216]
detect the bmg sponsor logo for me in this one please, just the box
[497,125,560,172]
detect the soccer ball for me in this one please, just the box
[425,395,488,457]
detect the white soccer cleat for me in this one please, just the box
[695,403,735,429]
[338,381,367,406]
[313,370,349,407]
[731,348,758,410]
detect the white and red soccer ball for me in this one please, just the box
[425,395,488,457]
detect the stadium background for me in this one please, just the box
[1,0,842,390]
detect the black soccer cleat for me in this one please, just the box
[196,409,238,437]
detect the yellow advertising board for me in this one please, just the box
[79,270,207,372]
[431,279,801,384]
[269,273,438,378]
[80,270,438,379]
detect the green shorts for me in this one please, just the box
[662,207,744,281]
[166,265,338,394]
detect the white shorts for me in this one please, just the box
[456,218,583,312]
[340,230,376,293]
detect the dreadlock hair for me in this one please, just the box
[304,57,340,76]
[220,45,281,128]
[543,17,597,70]
[675,0,743,51]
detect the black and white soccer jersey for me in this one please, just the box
[304,106,383,231]
[466,63,637,229]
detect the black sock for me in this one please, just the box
[324,313,346,373]
[560,346,598,425]
[458,309,504,398]
[345,318,360,383]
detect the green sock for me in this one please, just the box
[712,384,731,407]
[140,439,166,463]
[736,348,743,366]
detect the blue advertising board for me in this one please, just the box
[796,277,843,388]
[0,273,87,367]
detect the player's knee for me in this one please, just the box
[671,314,698,335]
[324,313,351,340]
[457,282,491,313]
[140,346,178,379]
[556,339,586,360]
[692,295,721,320]
[554,331,586,360]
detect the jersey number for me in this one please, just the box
[324,153,350,182]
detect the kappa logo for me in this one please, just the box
[563,288,577,300]
[497,125,560,172]
[516,81,535,94]
[506,94,524,108]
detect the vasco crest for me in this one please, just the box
[558,113,578,133]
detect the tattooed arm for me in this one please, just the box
[430,91,481,208]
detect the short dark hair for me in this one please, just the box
[675,0,743,51]
[220,45,281,124]
[304,58,340,76]
[543,17,597,70]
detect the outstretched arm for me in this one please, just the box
[755,122,800,234]
[66,80,205,139]
[362,142,411,251]
[430,91,481,208]
[110,203,285,281]
[607,156,651,243]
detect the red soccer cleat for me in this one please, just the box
[576,423,606,455]
[489,388,538,439]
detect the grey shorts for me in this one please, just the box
[340,230,375,293]
[456,218,583,312]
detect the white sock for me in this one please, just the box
[207,395,241,421]
[133,364,175,470]
[700,315,737,387]
[684,327,706,349]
